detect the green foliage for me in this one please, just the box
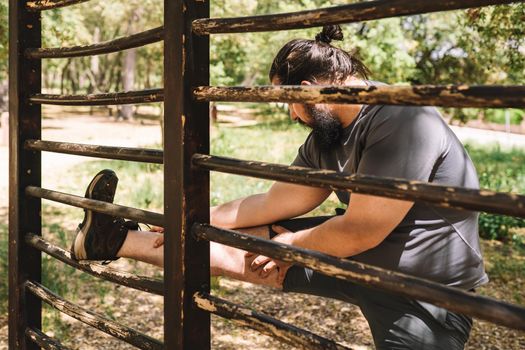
[352,18,416,83]
[41,0,163,94]
[450,108,525,125]
[483,109,524,125]
[466,144,525,243]
[209,0,417,86]
[460,4,525,84]
[1,0,521,123]
[478,213,525,243]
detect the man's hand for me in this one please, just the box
[246,225,293,284]
[150,226,165,248]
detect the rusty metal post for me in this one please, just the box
[9,0,42,349]
[164,0,210,349]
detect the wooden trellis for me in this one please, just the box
[9,0,525,349]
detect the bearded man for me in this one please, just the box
[71,25,487,349]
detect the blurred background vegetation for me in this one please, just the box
[0,0,524,122]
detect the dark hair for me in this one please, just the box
[269,25,370,85]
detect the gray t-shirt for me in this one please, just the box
[292,103,489,290]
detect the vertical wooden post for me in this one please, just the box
[9,1,42,349]
[164,0,210,349]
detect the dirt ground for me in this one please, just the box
[0,109,524,349]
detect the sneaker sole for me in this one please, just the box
[71,170,118,260]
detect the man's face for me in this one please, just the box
[301,104,343,150]
[288,103,343,150]
[272,76,343,150]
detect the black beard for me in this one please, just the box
[306,105,343,150]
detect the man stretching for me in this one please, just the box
[71,25,487,349]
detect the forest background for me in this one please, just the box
[0,0,524,123]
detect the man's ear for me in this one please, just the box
[300,80,312,86]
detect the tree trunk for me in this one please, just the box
[89,27,101,115]
[120,47,136,120]
[119,8,141,121]
[60,59,72,95]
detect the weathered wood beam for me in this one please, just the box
[194,85,525,108]
[26,0,90,11]
[25,140,163,164]
[26,328,72,350]
[26,281,164,350]
[30,88,163,106]
[26,26,164,59]
[192,154,525,218]
[192,0,524,34]
[192,223,525,331]
[25,233,163,295]
[31,84,525,108]
[25,186,164,226]
[9,0,42,348]
[194,292,352,350]
[163,0,211,348]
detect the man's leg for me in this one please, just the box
[357,288,472,350]
[263,217,473,349]
[71,169,281,287]
[117,225,282,288]
[116,230,163,266]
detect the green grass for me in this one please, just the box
[479,240,525,304]
[466,144,525,243]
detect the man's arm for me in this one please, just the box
[210,181,331,229]
[286,193,413,256]
[252,193,414,278]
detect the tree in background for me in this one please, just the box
[0,1,522,123]
[40,0,163,119]
[403,4,524,123]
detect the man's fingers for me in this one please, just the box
[250,255,271,271]
[151,226,165,233]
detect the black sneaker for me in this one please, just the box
[71,169,138,261]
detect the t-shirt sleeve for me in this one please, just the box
[291,132,320,168]
[357,106,445,182]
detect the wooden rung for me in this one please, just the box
[25,26,163,59]
[26,281,163,349]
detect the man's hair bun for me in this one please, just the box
[315,25,344,44]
